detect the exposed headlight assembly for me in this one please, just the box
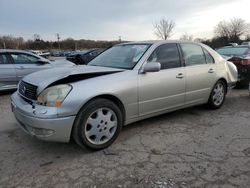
[37,84,72,107]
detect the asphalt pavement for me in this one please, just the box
[0,89,250,188]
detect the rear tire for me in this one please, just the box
[72,98,123,150]
[207,80,226,109]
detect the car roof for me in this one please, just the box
[116,40,202,46]
[0,49,49,61]
[218,45,250,49]
[0,49,37,53]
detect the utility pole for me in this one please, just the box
[56,33,60,50]
[3,41,6,49]
[75,41,78,51]
[118,36,122,42]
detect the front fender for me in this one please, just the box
[57,71,139,122]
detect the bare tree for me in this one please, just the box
[214,21,231,38]
[230,18,250,41]
[246,34,250,41]
[214,18,250,41]
[153,18,175,40]
[180,33,193,41]
[33,34,41,41]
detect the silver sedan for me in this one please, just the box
[0,49,74,91]
[11,41,238,150]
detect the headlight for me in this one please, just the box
[37,84,72,107]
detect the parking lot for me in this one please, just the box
[0,89,250,188]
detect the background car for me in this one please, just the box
[66,48,105,65]
[216,45,250,87]
[241,41,250,45]
[11,41,237,150]
[0,49,74,91]
[28,50,50,58]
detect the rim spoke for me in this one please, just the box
[95,133,103,143]
[86,126,97,137]
[106,111,112,120]
[104,131,112,140]
[107,120,116,129]
[97,109,104,119]
[87,117,98,126]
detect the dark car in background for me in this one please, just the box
[66,48,105,65]
[216,45,250,87]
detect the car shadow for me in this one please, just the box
[0,89,16,96]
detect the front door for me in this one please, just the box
[138,43,185,116]
[0,53,17,90]
[10,52,51,82]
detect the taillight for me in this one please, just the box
[241,59,250,65]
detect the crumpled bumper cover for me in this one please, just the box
[11,92,76,142]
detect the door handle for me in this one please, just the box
[208,68,214,73]
[17,66,24,69]
[176,73,184,79]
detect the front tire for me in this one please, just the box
[207,80,226,109]
[72,98,123,150]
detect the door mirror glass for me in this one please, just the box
[142,62,161,73]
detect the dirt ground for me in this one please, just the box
[0,89,250,188]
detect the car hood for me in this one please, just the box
[23,65,124,94]
[49,59,75,66]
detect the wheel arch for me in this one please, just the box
[218,77,228,94]
[77,94,126,122]
[71,94,125,149]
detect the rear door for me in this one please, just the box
[10,52,52,82]
[179,43,217,105]
[0,53,17,90]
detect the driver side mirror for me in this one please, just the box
[142,62,161,73]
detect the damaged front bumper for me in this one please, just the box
[11,92,75,142]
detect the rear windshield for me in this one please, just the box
[216,47,249,56]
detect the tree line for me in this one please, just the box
[0,36,122,51]
[1,17,250,51]
[154,17,250,48]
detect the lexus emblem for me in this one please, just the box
[22,86,26,94]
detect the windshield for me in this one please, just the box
[216,47,249,56]
[88,44,150,69]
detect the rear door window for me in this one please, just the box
[180,43,207,66]
[10,53,39,64]
[203,49,214,64]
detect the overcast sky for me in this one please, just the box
[0,0,250,41]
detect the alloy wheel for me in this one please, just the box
[84,108,118,145]
[212,82,225,106]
